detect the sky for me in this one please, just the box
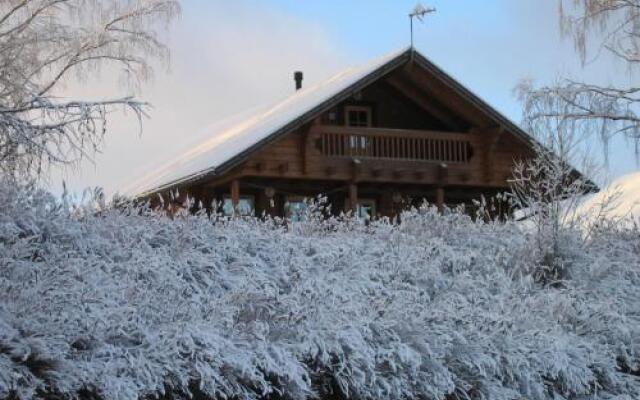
[53,0,640,196]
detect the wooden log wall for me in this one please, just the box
[233,123,529,189]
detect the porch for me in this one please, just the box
[201,177,505,219]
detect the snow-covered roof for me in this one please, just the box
[126,47,548,198]
[576,171,640,224]
[127,48,412,197]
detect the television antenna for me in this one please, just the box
[409,3,436,48]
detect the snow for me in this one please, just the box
[126,48,411,197]
[575,171,640,224]
[1,182,640,400]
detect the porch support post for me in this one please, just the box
[348,157,361,215]
[436,163,448,214]
[348,182,358,214]
[436,186,445,214]
[230,179,240,212]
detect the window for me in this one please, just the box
[222,196,254,216]
[285,197,308,222]
[345,106,372,128]
[357,199,376,220]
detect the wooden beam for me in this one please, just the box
[398,66,489,127]
[254,162,264,172]
[490,126,506,152]
[201,168,244,189]
[371,168,383,178]
[325,166,336,176]
[482,126,505,184]
[351,159,362,182]
[437,163,449,184]
[385,76,464,131]
[301,129,310,175]
[230,179,240,211]
[278,162,289,174]
[348,183,358,213]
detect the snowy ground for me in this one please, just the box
[1,184,639,400]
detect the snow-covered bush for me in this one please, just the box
[1,181,639,400]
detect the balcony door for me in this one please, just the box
[345,106,372,155]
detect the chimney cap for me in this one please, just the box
[294,71,303,90]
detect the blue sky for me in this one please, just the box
[57,1,638,195]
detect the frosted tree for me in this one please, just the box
[512,75,604,284]
[509,144,592,284]
[1,181,639,400]
[0,0,180,179]
[521,0,640,157]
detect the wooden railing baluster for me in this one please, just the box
[319,129,471,164]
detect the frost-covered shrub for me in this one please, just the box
[1,182,639,400]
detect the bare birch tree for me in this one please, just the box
[0,0,180,179]
[508,114,594,284]
[521,0,640,158]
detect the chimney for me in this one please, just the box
[294,71,303,90]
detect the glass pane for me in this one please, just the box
[346,108,370,127]
[237,198,254,215]
[286,201,308,222]
[222,198,234,216]
[357,202,375,220]
[222,197,254,216]
[348,111,359,126]
[357,111,367,125]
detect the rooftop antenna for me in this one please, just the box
[409,3,436,49]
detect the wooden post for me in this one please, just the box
[301,129,311,175]
[230,179,240,213]
[436,162,448,214]
[380,191,393,218]
[256,191,267,218]
[348,183,358,214]
[436,186,445,214]
[482,126,505,184]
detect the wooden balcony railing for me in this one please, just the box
[315,127,473,164]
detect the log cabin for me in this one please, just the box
[129,47,583,219]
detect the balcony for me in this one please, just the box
[313,126,473,164]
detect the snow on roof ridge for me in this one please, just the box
[125,47,412,197]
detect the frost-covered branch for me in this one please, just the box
[508,143,592,283]
[519,1,640,155]
[0,0,180,179]
[560,0,640,65]
[519,79,640,155]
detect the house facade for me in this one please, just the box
[131,48,541,218]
